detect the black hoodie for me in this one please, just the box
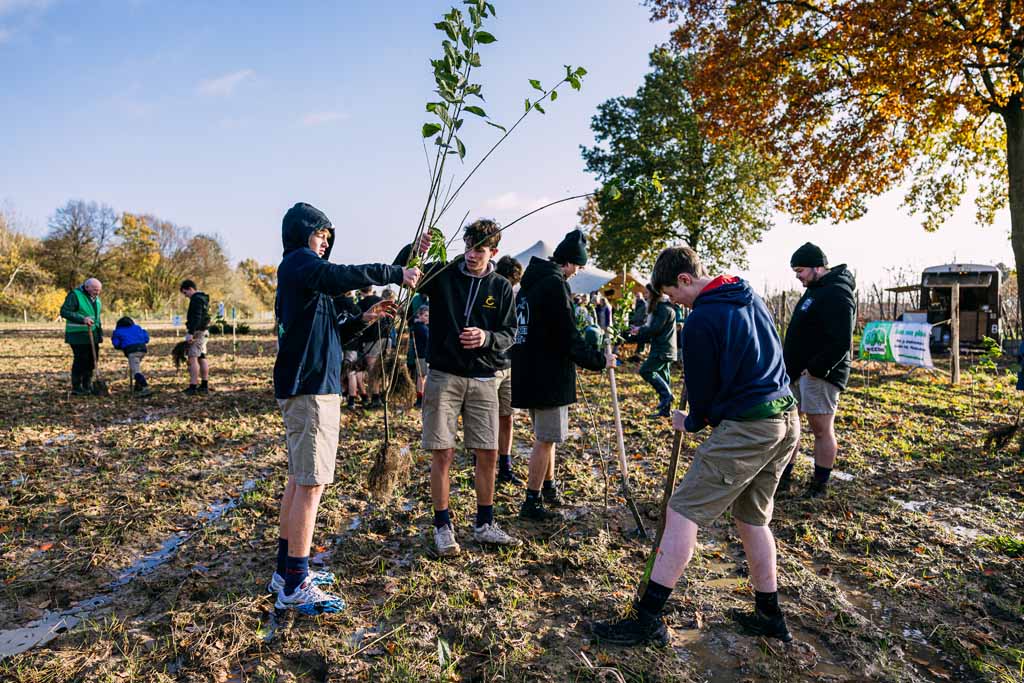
[395,244,514,378]
[511,257,606,409]
[185,291,210,333]
[783,264,857,390]
[273,204,404,399]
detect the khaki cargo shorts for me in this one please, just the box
[497,368,514,417]
[529,406,569,443]
[669,410,799,527]
[187,330,209,358]
[792,374,840,415]
[277,394,341,486]
[422,368,499,451]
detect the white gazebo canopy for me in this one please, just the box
[511,240,617,294]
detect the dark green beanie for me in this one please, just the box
[553,229,588,266]
[790,242,827,268]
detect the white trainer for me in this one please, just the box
[473,522,521,547]
[434,523,462,556]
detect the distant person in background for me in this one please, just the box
[629,290,648,359]
[60,277,103,395]
[357,285,384,408]
[628,284,678,419]
[778,243,857,499]
[336,291,364,410]
[494,255,524,485]
[407,305,430,408]
[594,294,612,332]
[111,316,152,396]
[180,279,211,395]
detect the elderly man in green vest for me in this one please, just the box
[60,278,103,395]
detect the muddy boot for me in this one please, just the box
[519,495,560,522]
[542,481,565,507]
[730,607,793,642]
[590,606,669,647]
[804,479,828,499]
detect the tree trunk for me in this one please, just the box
[1004,97,1024,330]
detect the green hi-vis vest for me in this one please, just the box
[65,289,101,335]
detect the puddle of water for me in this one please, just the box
[348,516,363,531]
[0,476,266,660]
[43,434,75,446]
[802,455,854,480]
[892,498,931,513]
[705,577,745,591]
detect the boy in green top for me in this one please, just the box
[60,278,103,395]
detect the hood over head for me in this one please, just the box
[282,202,334,258]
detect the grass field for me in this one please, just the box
[0,328,1022,682]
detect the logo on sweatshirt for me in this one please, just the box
[800,297,814,312]
[514,300,529,345]
[483,295,496,309]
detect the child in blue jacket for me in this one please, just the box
[111,317,151,395]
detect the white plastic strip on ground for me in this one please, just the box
[0,478,261,660]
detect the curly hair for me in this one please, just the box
[494,255,523,285]
[463,218,502,249]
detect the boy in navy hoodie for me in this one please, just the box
[111,316,151,396]
[272,202,426,615]
[591,246,799,646]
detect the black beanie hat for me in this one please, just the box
[790,242,827,268]
[553,229,588,266]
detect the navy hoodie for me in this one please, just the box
[682,277,792,432]
[273,203,405,399]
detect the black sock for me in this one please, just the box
[542,480,555,491]
[189,383,197,389]
[813,465,832,485]
[526,489,541,503]
[499,454,512,473]
[433,508,451,529]
[781,462,794,481]
[755,590,782,617]
[637,580,673,617]
[200,379,208,388]
[475,505,493,528]
[283,555,309,595]
[276,538,288,577]
[347,395,356,406]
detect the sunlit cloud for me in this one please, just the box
[197,69,254,97]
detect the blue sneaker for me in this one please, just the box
[267,569,336,594]
[274,577,345,615]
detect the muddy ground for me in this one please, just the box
[0,327,1021,682]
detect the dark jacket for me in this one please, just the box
[629,296,647,326]
[60,287,103,344]
[682,277,792,432]
[511,257,607,409]
[185,292,211,333]
[111,323,149,355]
[408,320,429,363]
[334,294,364,351]
[274,220,404,399]
[628,298,677,361]
[395,244,515,378]
[783,265,857,390]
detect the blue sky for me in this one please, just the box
[0,0,1013,291]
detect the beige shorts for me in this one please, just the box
[529,406,569,443]
[277,394,341,486]
[421,368,498,451]
[669,410,799,527]
[497,368,514,417]
[792,375,840,415]
[363,339,384,359]
[187,330,209,358]
[126,351,145,376]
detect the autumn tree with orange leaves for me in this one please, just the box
[648,0,1024,315]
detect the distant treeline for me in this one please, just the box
[0,201,276,321]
